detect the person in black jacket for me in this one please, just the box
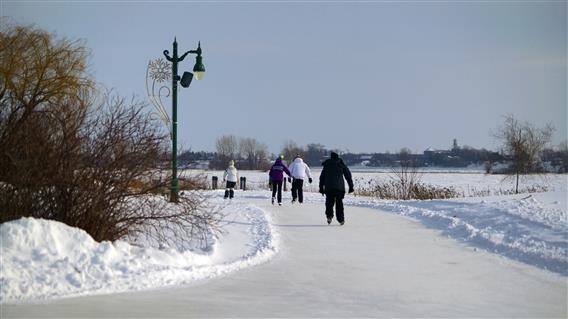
[319,152,354,225]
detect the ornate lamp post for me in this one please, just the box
[147,38,205,203]
[164,38,205,203]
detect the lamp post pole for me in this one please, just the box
[171,39,180,202]
[163,38,204,203]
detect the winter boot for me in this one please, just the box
[271,197,275,205]
[224,190,229,199]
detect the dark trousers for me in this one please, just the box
[325,191,345,223]
[291,179,304,203]
[271,180,283,203]
[224,181,236,199]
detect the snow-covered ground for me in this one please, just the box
[188,168,566,196]
[1,172,567,316]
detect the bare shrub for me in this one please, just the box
[410,183,458,199]
[356,179,458,200]
[179,172,209,191]
[470,185,550,196]
[390,148,423,200]
[122,192,224,251]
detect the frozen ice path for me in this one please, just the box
[4,200,566,318]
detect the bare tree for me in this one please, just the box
[0,21,94,223]
[494,115,554,193]
[281,140,304,164]
[239,137,269,170]
[124,192,223,251]
[0,21,94,181]
[215,134,238,165]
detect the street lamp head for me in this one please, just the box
[193,55,205,80]
[192,41,205,80]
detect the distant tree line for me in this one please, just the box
[183,134,567,173]
[186,117,567,175]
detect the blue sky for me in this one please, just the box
[3,1,566,154]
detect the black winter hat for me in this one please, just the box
[330,152,339,159]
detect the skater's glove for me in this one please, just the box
[287,177,291,183]
[308,178,312,183]
[348,187,354,194]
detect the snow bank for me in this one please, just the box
[0,199,278,303]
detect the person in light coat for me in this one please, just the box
[288,154,313,204]
[223,160,238,199]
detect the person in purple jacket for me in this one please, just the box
[269,155,291,206]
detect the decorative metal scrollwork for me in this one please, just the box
[146,58,172,138]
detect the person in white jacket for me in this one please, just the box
[288,155,313,204]
[223,160,238,199]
